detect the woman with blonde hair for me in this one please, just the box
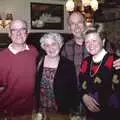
[79,27,120,120]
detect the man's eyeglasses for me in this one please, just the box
[11,28,27,34]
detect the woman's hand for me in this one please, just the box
[82,94,100,112]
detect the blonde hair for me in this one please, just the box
[83,23,105,40]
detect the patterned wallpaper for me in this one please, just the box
[104,20,120,50]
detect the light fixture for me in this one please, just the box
[66,0,99,25]
[66,0,75,12]
[0,13,13,29]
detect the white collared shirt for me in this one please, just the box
[93,49,107,63]
[8,43,29,54]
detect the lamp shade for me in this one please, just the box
[66,0,75,11]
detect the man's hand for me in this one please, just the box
[113,58,120,70]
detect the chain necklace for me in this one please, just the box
[89,59,103,77]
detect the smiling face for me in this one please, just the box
[9,20,28,45]
[68,12,86,39]
[43,39,61,58]
[85,32,103,56]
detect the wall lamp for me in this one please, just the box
[0,13,13,29]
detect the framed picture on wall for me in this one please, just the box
[30,2,64,30]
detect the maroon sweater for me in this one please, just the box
[0,45,38,116]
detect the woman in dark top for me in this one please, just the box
[79,27,120,120]
[35,33,79,120]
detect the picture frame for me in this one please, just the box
[30,2,64,30]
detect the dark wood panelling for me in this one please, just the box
[0,33,11,49]
[0,33,73,51]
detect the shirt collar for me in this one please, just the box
[92,49,107,63]
[8,43,29,54]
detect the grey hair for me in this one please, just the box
[40,32,64,49]
[9,20,28,29]
[68,11,86,27]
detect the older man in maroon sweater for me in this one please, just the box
[0,20,38,118]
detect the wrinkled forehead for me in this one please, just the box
[10,20,26,29]
[44,38,56,43]
[69,12,85,23]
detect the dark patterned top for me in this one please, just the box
[61,39,88,81]
[79,53,120,109]
[40,67,58,112]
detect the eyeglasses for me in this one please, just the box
[11,28,27,34]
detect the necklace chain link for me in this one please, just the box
[89,59,103,77]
